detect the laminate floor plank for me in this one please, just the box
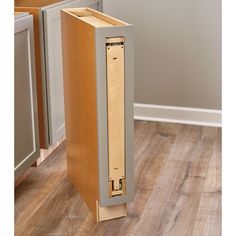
[15,122,221,236]
[191,128,221,236]
[15,142,67,230]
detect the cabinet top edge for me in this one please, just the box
[14,12,30,20]
[14,0,68,8]
[62,7,130,28]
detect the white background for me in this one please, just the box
[0,0,234,235]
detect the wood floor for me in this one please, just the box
[15,121,221,236]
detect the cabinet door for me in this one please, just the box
[15,14,40,179]
[43,1,78,146]
[43,0,102,146]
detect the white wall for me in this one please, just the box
[103,0,221,110]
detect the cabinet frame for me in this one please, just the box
[95,26,134,207]
[61,8,134,221]
[14,13,40,179]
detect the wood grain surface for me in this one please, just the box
[65,8,128,26]
[14,0,61,8]
[61,10,99,218]
[106,44,125,194]
[15,121,221,236]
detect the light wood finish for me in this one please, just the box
[14,0,63,7]
[66,7,128,26]
[14,4,47,148]
[66,8,93,17]
[15,137,65,182]
[78,16,113,27]
[106,37,125,44]
[14,12,24,16]
[191,128,221,235]
[36,136,65,166]
[96,201,127,222]
[15,143,67,236]
[106,43,125,196]
[86,8,127,26]
[15,122,221,235]
[61,10,99,218]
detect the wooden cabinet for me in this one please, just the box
[15,13,40,179]
[61,8,134,221]
[15,0,102,148]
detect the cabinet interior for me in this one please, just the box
[66,8,128,27]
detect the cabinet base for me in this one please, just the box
[96,201,127,222]
[36,136,65,166]
[15,174,26,188]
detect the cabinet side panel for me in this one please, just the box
[15,7,48,148]
[61,11,99,217]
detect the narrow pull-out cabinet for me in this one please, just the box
[14,12,40,179]
[61,8,134,221]
[15,0,102,148]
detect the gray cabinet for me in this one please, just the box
[61,8,134,221]
[43,0,102,145]
[15,0,102,148]
[14,13,40,179]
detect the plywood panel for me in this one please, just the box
[86,7,127,26]
[65,7,128,26]
[61,10,99,218]
[96,201,127,222]
[106,43,125,196]
[15,0,63,7]
[78,16,113,27]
